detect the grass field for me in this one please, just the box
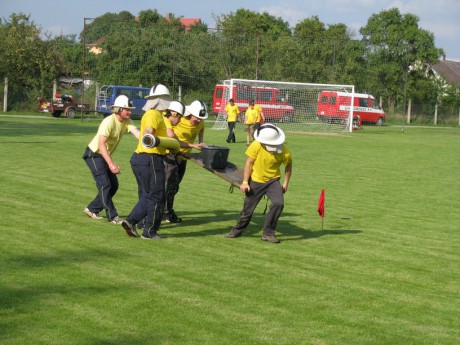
[0,116,459,344]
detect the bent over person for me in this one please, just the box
[226,124,292,243]
[82,95,140,224]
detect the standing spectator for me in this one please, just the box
[224,98,240,143]
[225,124,293,243]
[252,100,265,132]
[163,100,207,223]
[82,95,140,224]
[121,84,171,240]
[244,100,257,146]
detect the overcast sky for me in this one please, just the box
[2,0,459,60]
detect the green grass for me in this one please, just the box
[0,117,459,344]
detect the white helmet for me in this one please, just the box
[168,100,186,115]
[253,124,285,152]
[145,83,171,99]
[109,94,135,111]
[185,100,208,119]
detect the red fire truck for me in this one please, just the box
[317,91,385,126]
[212,83,295,123]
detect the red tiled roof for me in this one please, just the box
[165,17,201,30]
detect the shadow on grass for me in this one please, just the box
[148,209,362,241]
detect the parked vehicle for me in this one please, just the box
[38,94,90,118]
[212,83,295,122]
[317,91,385,125]
[96,85,150,118]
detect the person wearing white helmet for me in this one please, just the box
[122,83,173,240]
[142,83,171,112]
[161,100,207,223]
[225,123,293,243]
[82,95,140,224]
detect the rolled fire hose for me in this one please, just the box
[141,134,180,152]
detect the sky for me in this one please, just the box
[2,0,459,60]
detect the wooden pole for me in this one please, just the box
[3,77,8,112]
[407,98,411,124]
[434,96,438,125]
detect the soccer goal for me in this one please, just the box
[211,78,356,133]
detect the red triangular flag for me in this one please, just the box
[317,189,325,218]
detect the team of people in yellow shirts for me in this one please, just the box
[83,88,292,243]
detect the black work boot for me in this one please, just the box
[261,233,280,243]
[164,212,182,223]
[225,228,244,238]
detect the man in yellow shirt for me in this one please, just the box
[82,95,139,224]
[225,124,292,243]
[244,100,258,146]
[163,100,206,223]
[252,99,265,132]
[122,84,172,240]
[224,98,240,143]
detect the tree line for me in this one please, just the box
[1,8,458,120]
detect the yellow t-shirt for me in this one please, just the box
[254,104,263,122]
[135,109,168,155]
[88,114,136,155]
[225,103,240,122]
[246,141,292,183]
[173,116,205,153]
[244,107,257,125]
[163,115,173,130]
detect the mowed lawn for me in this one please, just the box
[0,116,459,345]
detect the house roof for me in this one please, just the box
[431,59,460,88]
[86,36,107,47]
[165,17,201,31]
[178,18,201,30]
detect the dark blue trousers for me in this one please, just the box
[126,153,165,237]
[164,154,187,216]
[227,121,236,142]
[83,147,119,221]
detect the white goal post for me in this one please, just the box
[211,79,356,133]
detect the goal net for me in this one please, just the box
[211,79,356,133]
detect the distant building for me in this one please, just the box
[165,16,202,31]
[85,36,107,55]
[430,58,460,88]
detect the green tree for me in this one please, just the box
[360,8,443,112]
[81,11,135,43]
[292,17,365,86]
[137,9,161,27]
[292,16,327,83]
[0,13,65,109]
[50,34,82,77]
[215,9,291,80]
